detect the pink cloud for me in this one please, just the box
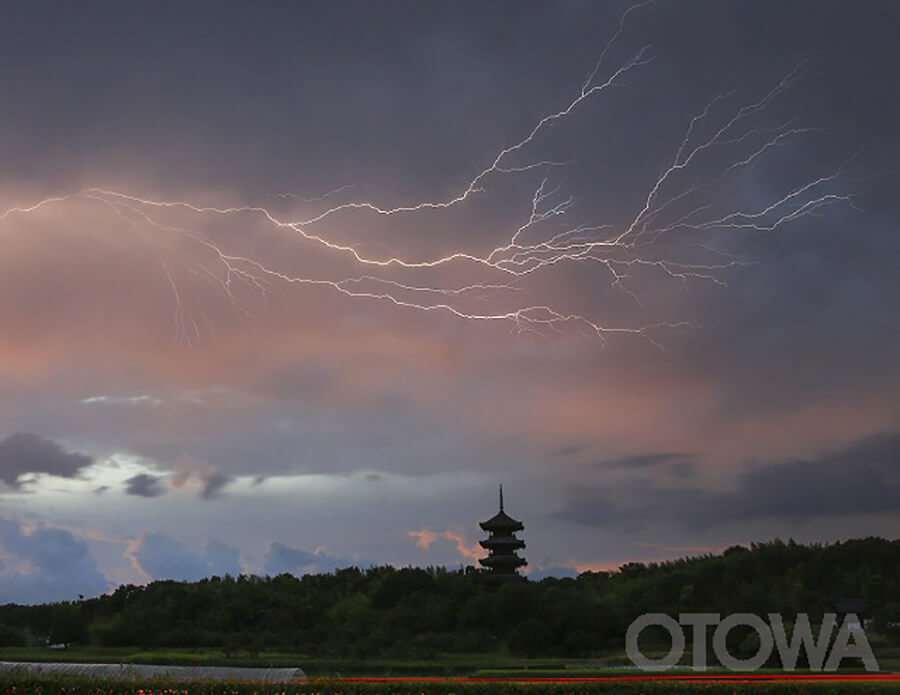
[408,528,484,561]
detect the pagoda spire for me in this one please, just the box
[499,484,504,512]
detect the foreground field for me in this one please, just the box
[2,674,900,695]
[4,646,899,677]
[0,648,633,676]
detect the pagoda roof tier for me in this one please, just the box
[479,536,525,551]
[479,510,524,533]
[479,484,524,532]
[479,554,527,569]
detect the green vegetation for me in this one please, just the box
[0,647,560,675]
[0,537,897,671]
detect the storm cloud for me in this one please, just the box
[0,433,92,489]
[0,0,897,601]
[560,434,900,530]
[124,473,166,498]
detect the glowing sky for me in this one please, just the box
[1,0,899,603]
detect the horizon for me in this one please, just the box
[1,0,898,605]
[9,534,900,608]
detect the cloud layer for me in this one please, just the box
[0,1,896,602]
[560,434,900,530]
[126,533,242,582]
[0,519,108,603]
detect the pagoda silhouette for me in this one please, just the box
[478,485,526,581]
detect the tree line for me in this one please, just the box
[0,537,898,659]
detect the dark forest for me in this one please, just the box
[1,538,897,661]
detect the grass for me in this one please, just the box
[0,647,564,675]
[2,644,898,678]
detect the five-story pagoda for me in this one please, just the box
[478,485,526,581]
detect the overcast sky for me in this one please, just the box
[1,0,898,604]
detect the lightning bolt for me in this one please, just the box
[0,3,855,347]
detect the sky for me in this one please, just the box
[1,0,899,604]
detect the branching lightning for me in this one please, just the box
[0,3,854,347]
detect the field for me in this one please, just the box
[3,652,900,694]
[0,647,632,676]
[2,647,539,676]
[3,645,900,677]
[3,644,900,693]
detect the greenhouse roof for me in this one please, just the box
[0,661,305,682]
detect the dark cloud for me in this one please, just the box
[168,459,233,500]
[560,433,900,530]
[0,518,108,604]
[0,433,92,489]
[553,445,586,458]
[124,473,166,498]
[199,471,232,500]
[598,452,696,480]
[667,460,695,480]
[600,452,695,470]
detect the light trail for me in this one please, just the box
[0,3,854,346]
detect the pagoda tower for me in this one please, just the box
[478,485,526,581]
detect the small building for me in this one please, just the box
[478,485,526,581]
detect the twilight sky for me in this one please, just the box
[1,0,899,604]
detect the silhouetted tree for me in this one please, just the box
[0,537,896,659]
